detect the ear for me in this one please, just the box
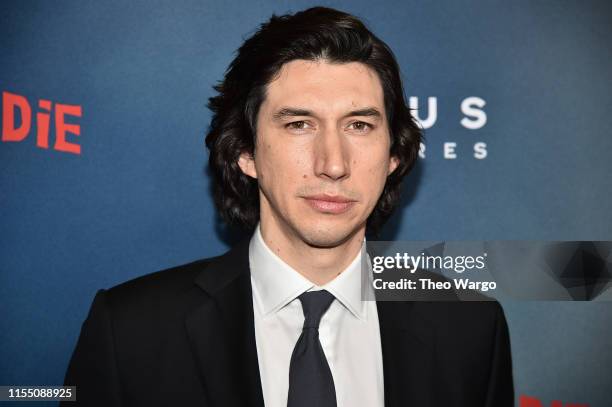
[388,156,399,175]
[238,151,258,179]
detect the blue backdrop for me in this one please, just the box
[1,1,611,406]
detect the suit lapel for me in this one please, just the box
[184,239,264,407]
[377,300,437,406]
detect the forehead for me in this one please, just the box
[262,59,385,114]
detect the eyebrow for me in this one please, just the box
[272,108,311,121]
[271,107,383,122]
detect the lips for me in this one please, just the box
[303,194,357,214]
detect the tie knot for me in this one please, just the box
[298,290,335,329]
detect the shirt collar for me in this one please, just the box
[249,224,368,320]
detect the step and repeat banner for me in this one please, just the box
[1,1,611,406]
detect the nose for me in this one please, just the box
[313,127,350,181]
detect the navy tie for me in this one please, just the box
[287,290,337,407]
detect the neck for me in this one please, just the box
[259,212,365,286]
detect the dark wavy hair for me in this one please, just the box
[205,6,422,236]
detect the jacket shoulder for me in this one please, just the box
[112,257,214,294]
[413,300,503,330]
[101,254,225,320]
[401,269,506,345]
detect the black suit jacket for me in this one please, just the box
[62,239,514,406]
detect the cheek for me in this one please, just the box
[356,147,390,177]
[354,149,391,201]
[256,141,310,187]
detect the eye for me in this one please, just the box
[347,121,373,133]
[287,121,306,129]
[285,120,314,133]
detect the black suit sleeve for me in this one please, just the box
[484,302,514,406]
[61,289,122,407]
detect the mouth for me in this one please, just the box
[302,194,357,214]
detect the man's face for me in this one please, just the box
[239,59,398,248]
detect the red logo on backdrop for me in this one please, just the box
[521,394,588,407]
[1,91,82,154]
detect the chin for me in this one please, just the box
[294,220,362,249]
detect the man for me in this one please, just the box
[63,7,513,406]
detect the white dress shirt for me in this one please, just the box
[249,225,384,407]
